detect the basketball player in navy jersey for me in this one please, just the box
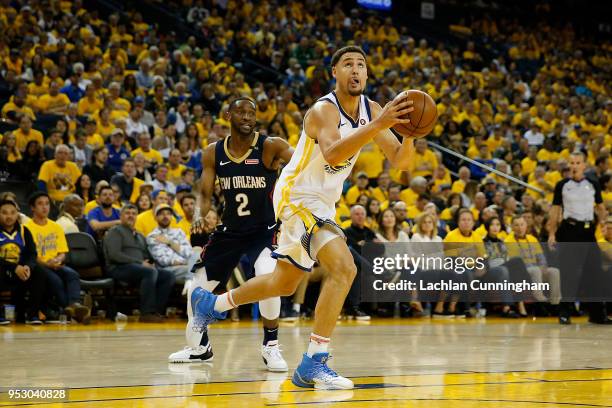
[191,46,416,389]
[168,97,293,371]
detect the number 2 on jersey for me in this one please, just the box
[236,193,251,216]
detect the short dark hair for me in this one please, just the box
[331,46,367,68]
[28,191,50,207]
[0,199,18,210]
[120,203,138,213]
[98,185,114,196]
[92,146,107,157]
[229,96,256,111]
[596,156,608,166]
[180,193,196,207]
[182,167,196,176]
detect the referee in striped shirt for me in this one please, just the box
[547,152,612,325]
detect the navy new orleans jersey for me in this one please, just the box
[215,132,277,233]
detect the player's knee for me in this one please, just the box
[328,258,357,286]
[276,279,300,296]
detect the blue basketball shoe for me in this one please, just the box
[191,287,227,331]
[292,353,354,390]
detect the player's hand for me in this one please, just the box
[191,219,205,235]
[547,234,556,250]
[15,265,30,281]
[374,91,414,130]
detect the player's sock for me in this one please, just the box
[199,331,209,347]
[293,303,301,313]
[214,290,236,313]
[307,333,330,357]
[263,327,279,346]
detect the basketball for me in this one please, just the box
[393,89,438,138]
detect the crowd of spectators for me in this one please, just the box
[0,0,610,323]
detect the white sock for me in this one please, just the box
[214,290,236,313]
[307,333,330,357]
[292,303,301,313]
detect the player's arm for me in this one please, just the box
[198,143,217,220]
[369,100,415,171]
[264,136,294,170]
[310,92,413,166]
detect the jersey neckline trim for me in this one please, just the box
[332,91,360,128]
[223,132,259,164]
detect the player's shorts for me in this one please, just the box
[198,227,275,287]
[272,205,345,271]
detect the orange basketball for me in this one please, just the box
[393,89,438,138]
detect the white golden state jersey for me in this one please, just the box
[273,91,373,220]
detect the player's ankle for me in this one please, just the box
[214,290,237,313]
[307,333,330,357]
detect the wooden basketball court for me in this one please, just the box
[1,317,611,407]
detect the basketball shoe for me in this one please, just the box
[168,343,214,363]
[262,341,288,372]
[191,287,227,331]
[292,353,354,390]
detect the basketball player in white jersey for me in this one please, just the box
[191,46,416,389]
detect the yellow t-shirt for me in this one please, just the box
[173,200,186,219]
[345,186,371,206]
[78,97,103,116]
[86,133,105,149]
[602,191,612,203]
[521,157,538,177]
[135,209,178,237]
[443,228,486,258]
[38,160,82,202]
[168,164,186,185]
[1,101,36,120]
[84,200,98,214]
[536,149,559,162]
[13,128,44,152]
[354,142,384,179]
[486,136,503,152]
[177,217,191,241]
[410,150,438,178]
[432,173,452,193]
[37,93,70,112]
[256,106,276,125]
[371,187,388,203]
[451,179,466,194]
[439,207,454,221]
[334,201,351,225]
[399,188,419,207]
[131,148,163,165]
[504,233,542,266]
[25,219,68,262]
[130,178,145,204]
[406,206,422,220]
